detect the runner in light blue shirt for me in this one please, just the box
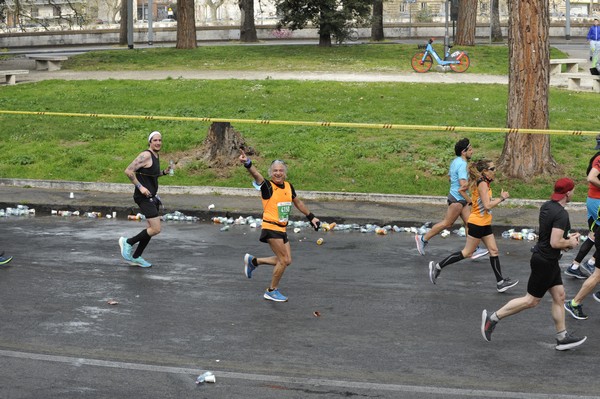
[415,138,488,260]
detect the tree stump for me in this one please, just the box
[199,122,256,168]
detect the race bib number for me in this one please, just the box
[277,202,292,223]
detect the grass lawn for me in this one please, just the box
[0,43,595,202]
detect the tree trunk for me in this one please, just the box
[455,0,477,46]
[176,0,197,49]
[498,0,557,179]
[200,122,256,168]
[119,0,127,45]
[319,32,332,47]
[371,0,384,41]
[490,0,502,42]
[239,0,258,42]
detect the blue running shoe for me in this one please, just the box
[244,253,256,278]
[131,256,152,268]
[264,288,288,302]
[0,255,13,265]
[119,237,133,262]
[582,260,596,276]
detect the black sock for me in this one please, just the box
[439,251,465,269]
[575,238,595,263]
[132,230,151,258]
[490,256,503,282]
[252,257,258,266]
[127,229,149,246]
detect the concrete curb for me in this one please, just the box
[0,177,586,210]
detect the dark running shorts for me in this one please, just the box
[527,252,563,298]
[260,229,289,244]
[447,194,468,207]
[467,223,493,239]
[135,196,160,219]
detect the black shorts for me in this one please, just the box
[467,223,493,239]
[527,252,563,298]
[135,196,160,219]
[447,194,467,207]
[260,229,289,244]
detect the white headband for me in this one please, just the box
[148,131,161,143]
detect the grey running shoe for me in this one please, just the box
[565,264,588,279]
[593,291,600,303]
[471,247,489,260]
[564,300,588,320]
[496,278,518,293]
[556,333,587,351]
[481,309,497,342]
[428,261,440,284]
[415,234,427,256]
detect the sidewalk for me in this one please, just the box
[0,178,589,230]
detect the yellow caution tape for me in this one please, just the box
[0,110,597,136]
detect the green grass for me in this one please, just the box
[66,43,518,75]
[0,43,595,202]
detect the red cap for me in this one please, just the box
[551,178,575,201]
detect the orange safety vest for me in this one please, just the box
[261,181,292,232]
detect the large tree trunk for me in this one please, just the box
[239,0,258,42]
[371,0,384,42]
[119,0,127,45]
[200,122,256,168]
[455,0,477,45]
[498,0,557,179]
[176,0,197,49]
[490,0,502,42]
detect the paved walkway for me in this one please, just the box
[0,39,593,89]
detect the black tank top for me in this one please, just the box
[134,150,160,199]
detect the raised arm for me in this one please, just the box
[239,149,265,184]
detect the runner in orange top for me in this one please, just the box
[428,159,518,293]
[239,149,320,302]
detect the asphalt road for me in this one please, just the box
[1,216,600,399]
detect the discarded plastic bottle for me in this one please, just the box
[501,230,512,239]
[196,371,214,384]
[169,160,175,176]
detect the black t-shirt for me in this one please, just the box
[535,200,570,260]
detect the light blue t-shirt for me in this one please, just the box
[449,156,468,202]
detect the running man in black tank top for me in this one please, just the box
[118,131,173,267]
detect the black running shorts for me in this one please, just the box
[260,229,289,244]
[467,223,493,239]
[527,252,562,298]
[135,196,160,219]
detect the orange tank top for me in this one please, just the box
[468,179,493,226]
[261,181,292,232]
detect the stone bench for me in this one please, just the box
[562,73,600,93]
[26,55,68,71]
[1,70,29,85]
[549,58,587,75]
